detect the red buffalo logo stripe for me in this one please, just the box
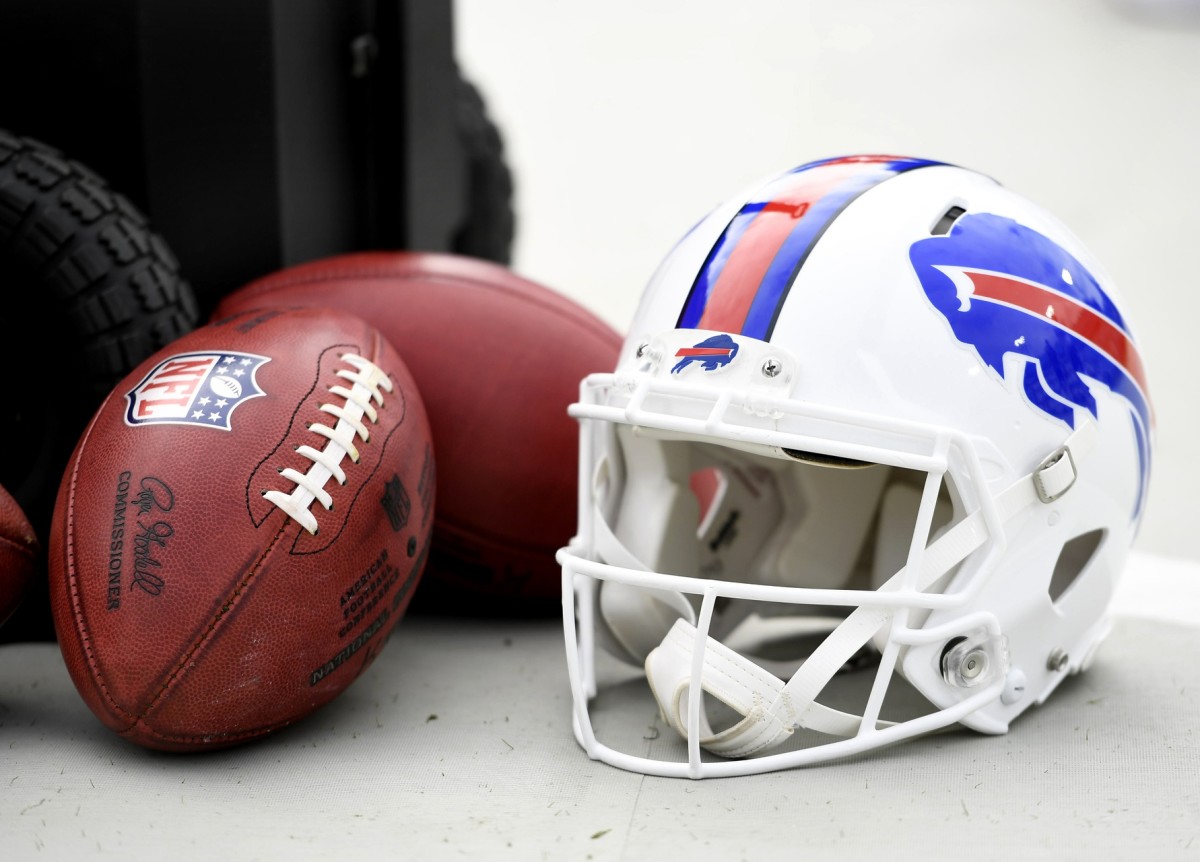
[963,268,1150,409]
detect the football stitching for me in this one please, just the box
[263,352,393,534]
[137,537,287,731]
[134,347,398,743]
[236,263,618,341]
[234,267,616,548]
[62,403,143,726]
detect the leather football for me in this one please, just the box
[0,482,39,630]
[49,306,434,751]
[212,252,622,614]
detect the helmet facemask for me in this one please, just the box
[560,358,1038,778]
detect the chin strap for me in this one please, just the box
[641,421,1098,758]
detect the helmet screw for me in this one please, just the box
[636,342,650,359]
[960,648,988,681]
[1046,648,1069,672]
[761,358,782,378]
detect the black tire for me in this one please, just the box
[452,71,516,265]
[0,128,200,642]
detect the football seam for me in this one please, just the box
[134,329,403,745]
[124,716,291,749]
[0,532,36,559]
[135,525,290,730]
[227,268,609,555]
[61,398,142,727]
[60,360,269,729]
[227,265,620,345]
[64,417,293,738]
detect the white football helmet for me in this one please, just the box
[557,155,1153,778]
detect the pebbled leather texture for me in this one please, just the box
[49,306,434,751]
[214,251,621,613]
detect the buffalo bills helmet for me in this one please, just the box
[557,155,1153,777]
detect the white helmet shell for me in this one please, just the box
[558,155,1153,778]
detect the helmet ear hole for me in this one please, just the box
[1048,529,1105,604]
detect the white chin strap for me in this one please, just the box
[596,422,1095,760]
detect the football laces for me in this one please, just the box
[264,353,393,534]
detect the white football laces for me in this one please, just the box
[264,353,393,534]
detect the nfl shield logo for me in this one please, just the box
[125,351,269,430]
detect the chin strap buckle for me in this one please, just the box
[1033,444,1077,504]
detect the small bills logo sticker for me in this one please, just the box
[125,351,269,430]
[672,333,739,373]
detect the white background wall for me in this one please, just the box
[454,0,1200,562]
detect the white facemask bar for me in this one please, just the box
[559,371,1095,778]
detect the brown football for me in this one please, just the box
[0,482,39,630]
[212,252,622,614]
[49,306,434,751]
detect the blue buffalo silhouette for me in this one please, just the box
[909,212,1151,519]
[672,333,740,373]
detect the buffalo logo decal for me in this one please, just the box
[125,351,269,430]
[672,334,740,373]
[909,212,1152,518]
